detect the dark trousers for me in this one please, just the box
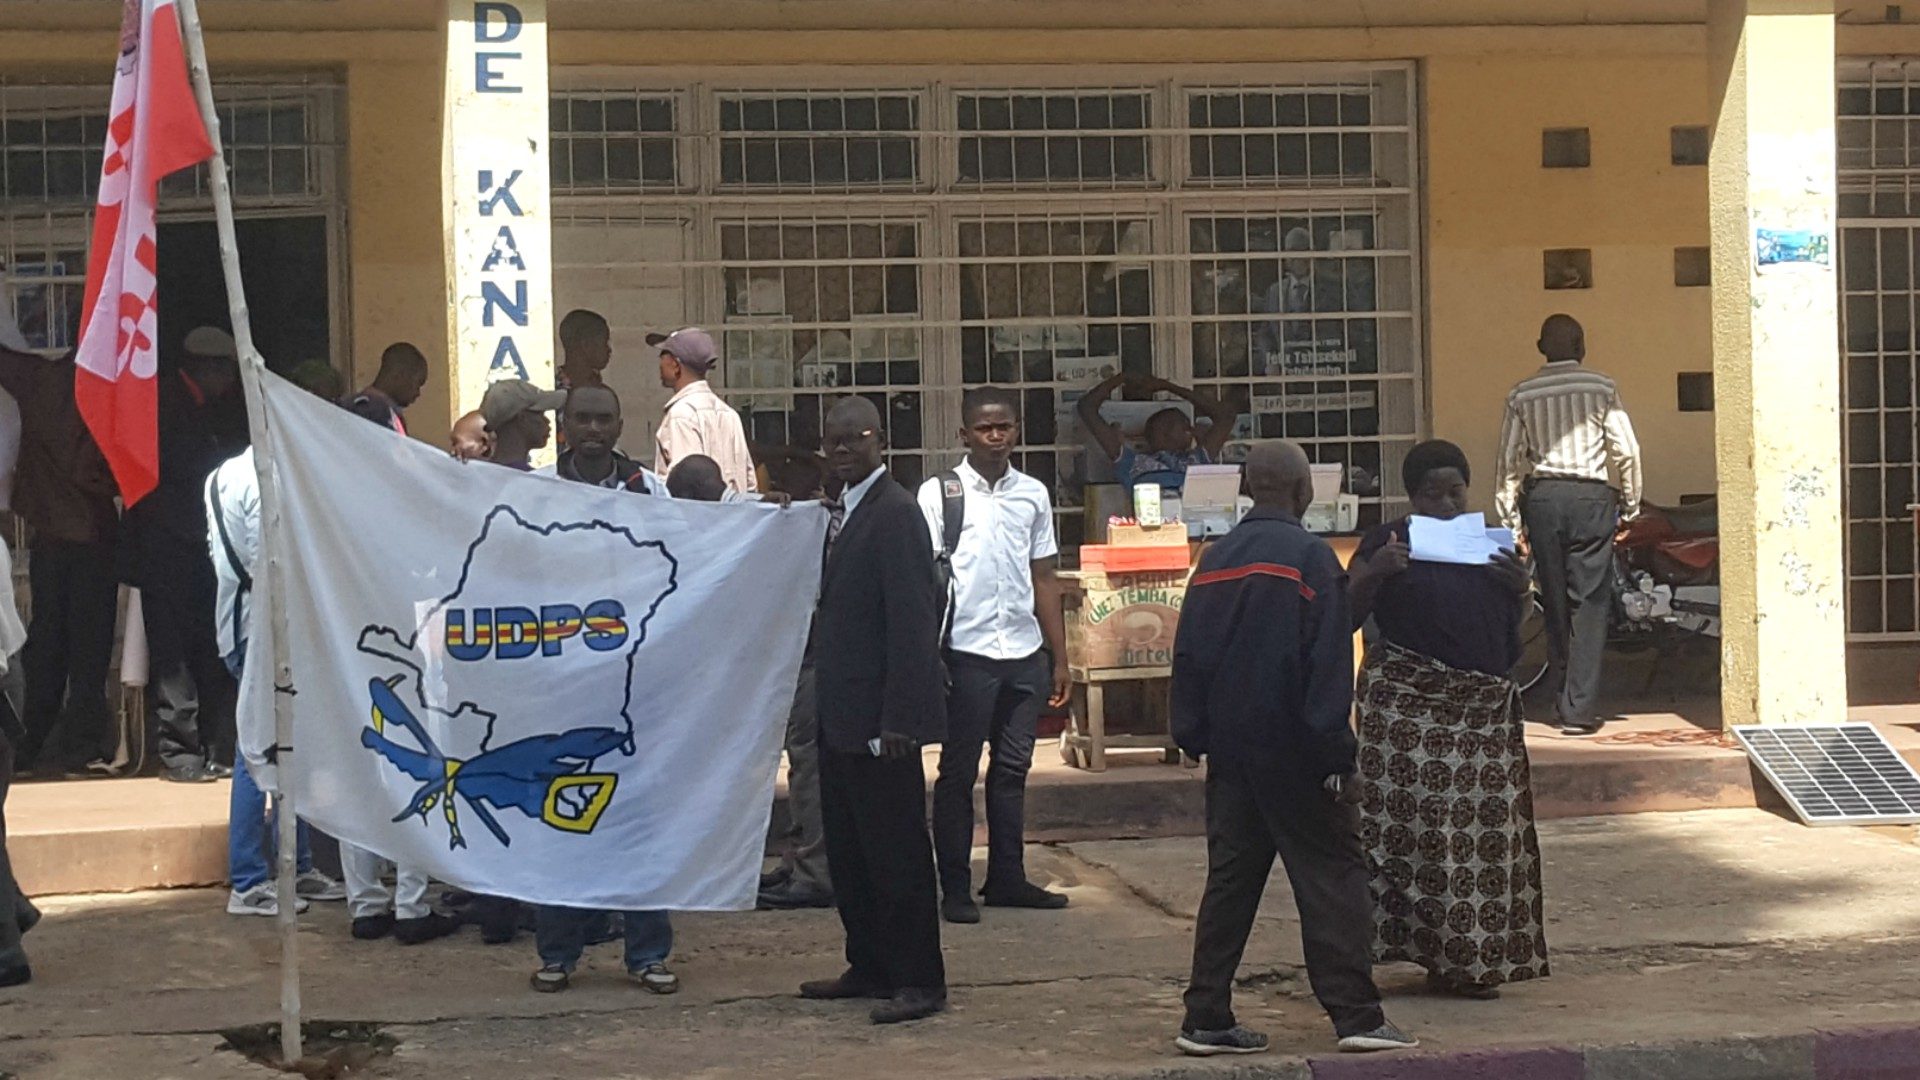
[1,704,38,970]
[776,663,831,893]
[820,746,945,993]
[142,545,234,770]
[1521,479,1618,725]
[535,906,670,973]
[21,539,118,769]
[932,649,1048,899]
[1183,761,1384,1038]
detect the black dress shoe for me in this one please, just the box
[1555,717,1605,736]
[799,970,892,1000]
[17,899,41,936]
[870,987,947,1024]
[982,881,1069,910]
[394,912,460,945]
[941,895,981,924]
[351,914,395,941]
[0,962,30,988]
[760,867,792,891]
[205,761,234,780]
[757,883,834,910]
[160,762,215,784]
[477,898,520,945]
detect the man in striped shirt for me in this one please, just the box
[1494,314,1643,736]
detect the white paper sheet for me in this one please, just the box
[1408,513,1516,566]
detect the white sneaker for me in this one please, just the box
[226,884,311,917]
[295,869,347,902]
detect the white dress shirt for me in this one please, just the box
[840,464,887,522]
[918,459,1059,661]
[205,448,260,660]
[654,380,758,494]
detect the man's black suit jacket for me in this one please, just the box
[814,469,947,755]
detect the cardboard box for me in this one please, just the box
[1106,521,1189,548]
[1081,544,1191,573]
[1065,569,1190,670]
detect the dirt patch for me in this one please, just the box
[217,1021,397,1078]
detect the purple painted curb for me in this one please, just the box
[1814,1026,1920,1080]
[1310,1047,1585,1080]
[1047,1024,1920,1080]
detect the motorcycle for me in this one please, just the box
[1512,499,1721,694]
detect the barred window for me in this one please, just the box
[1187,78,1409,189]
[0,97,104,203]
[162,93,327,201]
[550,93,678,192]
[721,218,928,486]
[1,80,340,357]
[956,90,1151,187]
[1840,61,1920,638]
[718,92,921,189]
[552,66,1423,542]
[1840,67,1920,219]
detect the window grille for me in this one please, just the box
[1840,60,1920,639]
[552,65,1422,546]
[0,78,342,358]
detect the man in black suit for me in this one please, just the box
[800,396,948,1025]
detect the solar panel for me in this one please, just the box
[1733,723,1920,826]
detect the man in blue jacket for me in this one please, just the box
[1170,440,1414,1058]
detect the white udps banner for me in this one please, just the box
[238,371,825,911]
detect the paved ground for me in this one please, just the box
[3,808,1919,1078]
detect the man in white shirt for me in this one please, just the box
[650,327,757,495]
[917,387,1071,925]
[206,362,347,918]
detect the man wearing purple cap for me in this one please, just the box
[649,328,757,496]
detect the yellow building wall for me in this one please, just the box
[1427,55,1715,510]
[6,2,1910,466]
[343,59,452,445]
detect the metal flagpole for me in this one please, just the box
[173,0,304,1064]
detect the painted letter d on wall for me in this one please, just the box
[474,2,523,43]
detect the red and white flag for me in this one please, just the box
[75,0,215,506]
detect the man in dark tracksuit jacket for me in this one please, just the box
[1169,441,1412,1058]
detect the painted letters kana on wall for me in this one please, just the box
[442,0,553,423]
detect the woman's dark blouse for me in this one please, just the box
[1356,517,1522,677]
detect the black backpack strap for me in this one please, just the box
[936,470,965,650]
[207,471,253,592]
[207,468,254,654]
[939,470,965,560]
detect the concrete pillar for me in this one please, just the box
[1707,0,1846,727]
[441,0,555,429]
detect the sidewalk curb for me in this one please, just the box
[1041,1024,1920,1080]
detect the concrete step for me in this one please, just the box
[11,777,229,897]
[13,712,1920,898]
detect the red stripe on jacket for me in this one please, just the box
[1188,562,1316,601]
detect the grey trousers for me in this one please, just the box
[776,663,831,893]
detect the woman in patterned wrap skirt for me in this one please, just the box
[1347,440,1548,1000]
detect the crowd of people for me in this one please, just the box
[0,308,1648,1061]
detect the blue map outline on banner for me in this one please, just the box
[354,505,679,850]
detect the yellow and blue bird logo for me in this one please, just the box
[361,675,628,848]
